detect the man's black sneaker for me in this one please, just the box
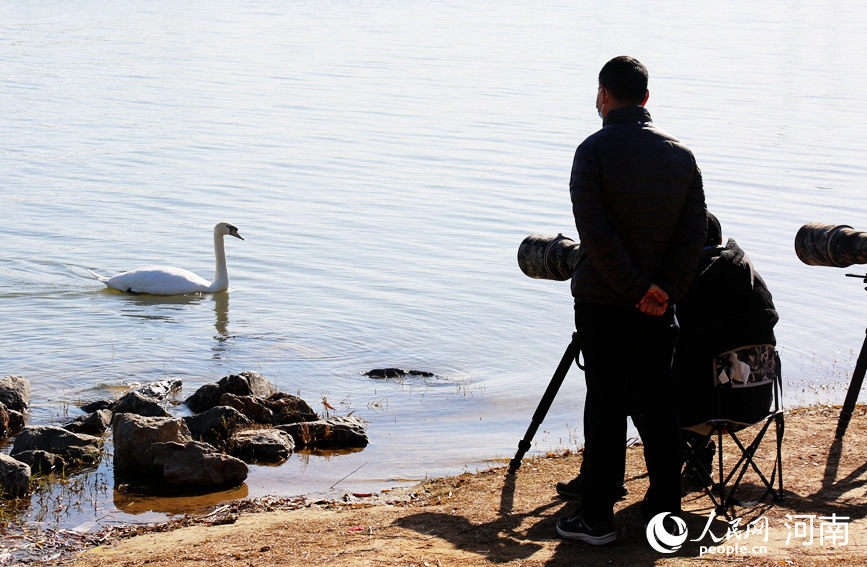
[555,477,583,500]
[556,514,616,545]
[556,476,629,501]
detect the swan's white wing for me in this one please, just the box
[102,266,211,295]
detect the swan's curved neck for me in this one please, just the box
[210,232,229,292]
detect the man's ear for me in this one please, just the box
[641,89,650,106]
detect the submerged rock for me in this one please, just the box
[183,406,250,450]
[63,409,112,436]
[13,450,66,475]
[184,371,275,413]
[0,454,31,498]
[365,368,434,379]
[0,375,31,412]
[277,416,369,449]
[112,414,192,482]
[11,425,103,466]
[228,429,294,464]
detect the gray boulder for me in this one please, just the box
[151,441,248,489]
[11,425,103,466]
[0,454,31,498]
[276,416,369,449]
[228,429,294,464]
[183,406,250,450]
[133,379,182,401]
[184,371,274,413]
[113,391,170,418]
[63,409,112,436]
[112,414,192,481]
[13,450,66,475]
[0,376,31,412]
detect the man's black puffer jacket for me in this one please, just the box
[570,105,707,305]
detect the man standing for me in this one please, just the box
[557,56,706,545]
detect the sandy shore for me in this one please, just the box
[67,405,866,567]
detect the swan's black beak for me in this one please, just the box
[227,225,244,240]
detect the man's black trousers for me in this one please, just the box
[575,302,683,525]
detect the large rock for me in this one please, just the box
[133,379,182,401]
[112,414,191,481]
[113,391,170,418]
[219,394,274,424]
[12,450,66,475]
[11,425,103,466]
[150,441,248,489]
[0,376,31,412]
[0,454,31,498]
[183,406,250,449]
[219,392,318,425]
[63,409,112,436]
[265,392,318,425]
[276,416,369,449]
[228,429,294,464]
[184,371,274,413]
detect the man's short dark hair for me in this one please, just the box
[598,56,648,105]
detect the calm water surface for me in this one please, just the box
[2,1,867,530]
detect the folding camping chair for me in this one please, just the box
[681,344,785,519]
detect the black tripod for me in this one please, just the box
[508,333,582,475]
[835,274,867,439]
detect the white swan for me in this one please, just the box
[90,222,244,295]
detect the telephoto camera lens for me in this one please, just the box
[795,223,867,268]
[517,233,581,281]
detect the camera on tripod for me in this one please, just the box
[795,222,867,440]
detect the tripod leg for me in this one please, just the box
[835,328,867,439]
[507,334,579,475]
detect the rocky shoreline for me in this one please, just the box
[0,371,369,502]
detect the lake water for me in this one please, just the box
[2,1,867,531]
